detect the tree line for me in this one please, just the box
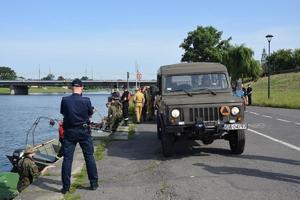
[266,49,300,73]
[180,26,261,81]
[0,67,90,81]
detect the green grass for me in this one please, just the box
[128,124,136,139]
[0,88,9,94]
[94,137,111,161]
[250,72,300,109]
[129,99,135,120]
[29,86,70,93]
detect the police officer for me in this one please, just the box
[60,79,98,194]
[120,85,130,126]
[17,146,54,192]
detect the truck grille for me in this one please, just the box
[189,107,220,122]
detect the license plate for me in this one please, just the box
[204,121,217,127]
[223,123,247,130]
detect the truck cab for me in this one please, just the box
[156,62,247,157]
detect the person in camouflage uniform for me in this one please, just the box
[145,87,154,121]
[17,146,54,192]
[108,98,123,132]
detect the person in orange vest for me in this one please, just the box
[133,87,145,123]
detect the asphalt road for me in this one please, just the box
[79,106,300,200]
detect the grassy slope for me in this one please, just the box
[250,72,300,109]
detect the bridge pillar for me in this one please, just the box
[10,85,29,95]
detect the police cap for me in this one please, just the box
[71,79,83,87]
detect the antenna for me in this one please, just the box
[135,61,139,88]
[85,65,87,77]
[38,64,41,80]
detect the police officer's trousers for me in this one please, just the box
[61,128,98,191]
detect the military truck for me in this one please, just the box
[156,62,247,157]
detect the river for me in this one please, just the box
[0,93,109,172]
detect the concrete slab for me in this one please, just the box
[91,129,111,139]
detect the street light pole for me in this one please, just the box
[265,34,274,99]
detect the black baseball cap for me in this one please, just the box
[71,79,83,87]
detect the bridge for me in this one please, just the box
[0,80,156,95]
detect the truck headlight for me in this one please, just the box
[231,107,240,116]
[171,109,180,118]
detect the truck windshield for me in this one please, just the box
[165,73,228,92]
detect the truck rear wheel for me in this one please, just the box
[161,123,175,157]
[157,120,162,140]
[229,130,245,154]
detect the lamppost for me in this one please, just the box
[265,34,274,99]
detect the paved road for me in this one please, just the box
[79,106,300,200]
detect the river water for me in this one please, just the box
[0,93,109,172]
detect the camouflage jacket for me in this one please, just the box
[108,101,122,118]
[17,156,40,192]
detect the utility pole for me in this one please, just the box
[38,64,41,80]
[135,61,139,89]
[85,65,87,78]
[127,72,129,89]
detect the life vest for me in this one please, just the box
[127,92,131,101]
[58,121,64,139]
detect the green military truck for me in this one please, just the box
[156,62,247,157]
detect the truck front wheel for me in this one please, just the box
[161,123,175,157]
[229,130,245,154]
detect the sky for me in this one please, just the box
[0,0,299,80]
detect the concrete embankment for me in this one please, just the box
[15,146,85,200]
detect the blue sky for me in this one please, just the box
[0,0,299,79]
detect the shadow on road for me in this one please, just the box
[106,130,211,161]
[194,163,300,184]
[106,123,300,166]
[198,147,300,166]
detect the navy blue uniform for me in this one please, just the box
[60,93,98,191]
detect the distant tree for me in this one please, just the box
[57,76,65,81]
[17,76,26,80]
[294,49,300,68]
[42,73,55,80]
[180,26,231,63]
[267,49,294,72]
[223,45,262,81]
[0,66,17,80]
[81,76,89,80]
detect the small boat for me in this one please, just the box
[6,116,62,172]
[2,116,62,199]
